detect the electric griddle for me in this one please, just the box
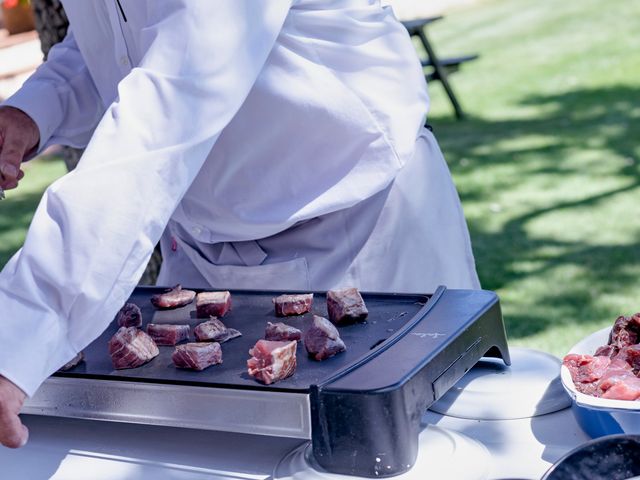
[24,286,510,478]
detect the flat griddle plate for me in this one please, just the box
[55,287,429,393]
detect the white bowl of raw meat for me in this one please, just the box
[561,319,640,438]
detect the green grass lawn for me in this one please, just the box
[425,0,640,355]
[0,156,66,267]
[1,0,639,357]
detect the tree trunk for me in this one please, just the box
[30,0,163,284]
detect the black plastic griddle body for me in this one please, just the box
[54,286,509,478]
[309,287,510,477]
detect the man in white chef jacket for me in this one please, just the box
[0,1,480,448]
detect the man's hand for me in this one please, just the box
[0,376,28,448]
[0,106,40,191]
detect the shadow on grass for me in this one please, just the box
[430,85,640,339]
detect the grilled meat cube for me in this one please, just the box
[196,291,231,318]
[109,327,159,369]
[115,302,142,328]
[247,340,297,385]
[194,317,241,343]
[273,293,313,317]
[265,322,301,342]
[146,324,190,346]
[58,352,84,371]
[304,315,346,361]
[326,287,368,325]
[173,342,222,371]
[150,284,196,309]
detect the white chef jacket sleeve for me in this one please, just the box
[2,28,104,152]
[0,0,292,396]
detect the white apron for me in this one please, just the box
[157,128,480,293]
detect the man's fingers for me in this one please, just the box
[0,413,28,448]
[0,377,28,448]
[0,142,25,186]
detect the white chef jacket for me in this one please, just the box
[0,0,479,397]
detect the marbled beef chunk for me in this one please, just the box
[196,291,231,318]
[613,344,640,372]
[150,284,196,309]
[58,352,84,371]
[594,344,619,358]
[116,303,142,328]
[109,327,159,369]
[326,287,368,325]
[194,317,241,343]
[563,354,611,384]
[247,340,297,385]
[598,360,640,400]
[265,322,302,342]
[609,314,640,348]
[274,294,313,317]
[304,315,346,361]
[146,324,190,346]
[173,342,222,371]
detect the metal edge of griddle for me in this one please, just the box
[23,376,312,439]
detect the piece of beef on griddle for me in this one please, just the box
[172,342,222,371]
[116,302,142,328]
[196,291,231,318]
[304,315,346,361]
[247,339,297,385]
[194,317,241,343]
[326,287,368,325]
[146,324,190,346]
[150,284,196,309]
[58,351,84,371]
[265,321,302,342]
[273,293,313,317]
[108,326,159,369]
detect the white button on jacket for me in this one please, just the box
[0,0,479,396]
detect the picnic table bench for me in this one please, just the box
[402,16,478,119]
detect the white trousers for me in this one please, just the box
[157,129,480,293]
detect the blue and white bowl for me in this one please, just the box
[561,327,640,437]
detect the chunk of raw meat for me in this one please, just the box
[109,327,159,369]
[265,322,302,341]
[150,284,196,309]
[196,291,231,318]
[116,303,142,328]
[146,324,190,346]
[594,344,619,358]
[194,317,241,343]
[304,315,346,361]
[563,354,611,384]
[274,294,313,317]
[609,315,640,348]
[172,342,222,371]
[247,340,297,385]
[613,344,640,371]
[58,352,84,371]
[326,287,368,325]
[598,366,640,400]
